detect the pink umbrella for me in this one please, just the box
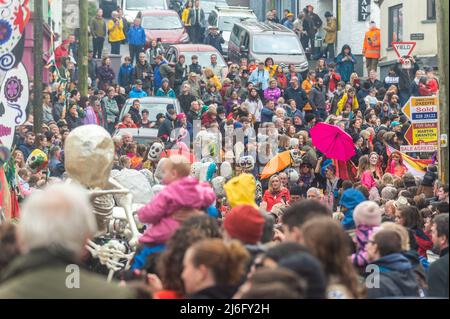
[310,122,356,161]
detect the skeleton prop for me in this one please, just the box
[64,125,140,280]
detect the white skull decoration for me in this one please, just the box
[148,142,164,162]
[220,161,233,179]
[287,168,300,183]
[211,176,226,198]
[190,162,202,180]
[290,149,302,167]
[0,0,31,148]
[255,180,263,203]
[238,155,255,171]
[154,157,168,183]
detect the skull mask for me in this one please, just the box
[290,149,302,167]
[148,142,164,162]
[238,155,255,171]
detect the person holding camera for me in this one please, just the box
[204,26,225,56]
[249,62,270,100]
[363,21,381,75]
[132,52,153,95]
[107,11,126,55]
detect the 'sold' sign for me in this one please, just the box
[358,0,371,21]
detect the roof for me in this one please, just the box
[124,96,179,105]
[213,6,255,16]
[169,44,221,52]
[235,21,293,33]
[141,9,179,17]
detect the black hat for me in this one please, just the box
[324,11,332,18]
[166,104,175,112]
[217,105,225,114]
[156,113,165,121]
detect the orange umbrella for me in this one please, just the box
[260,150,293,180]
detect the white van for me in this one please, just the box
[122,0,168,23]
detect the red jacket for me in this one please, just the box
[418,83,432,96]
[117,122,137,128]
[263,188,290,212]
[427,78,439,94]
[54,41,69,68]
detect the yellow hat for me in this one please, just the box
[224,173,257,208]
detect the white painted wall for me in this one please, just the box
[380,0,437,62]
[336,0,380,55]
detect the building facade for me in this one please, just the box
[378,0,437,79]
[249,0,380,77]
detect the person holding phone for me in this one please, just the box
[107,11,126,55]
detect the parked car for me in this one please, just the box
[165,44,228,78]
[122,0,168,23]
[207,6,257,58]
[141,10,190,48]
[228,21,309,74]
[100,0,118,19]
[114,96,181,145]
[201,0,229,20]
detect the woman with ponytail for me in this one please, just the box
[182,239,250,299]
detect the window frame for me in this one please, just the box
[426,0,436,21]
[388,4,403,47]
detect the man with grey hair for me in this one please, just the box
[306,187,322,201]
[0,183,133,298]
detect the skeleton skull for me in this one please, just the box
[148,142,164,162]
[238,155,255,171]
[65,125,114,189]
[290,149,302,167]
[220,161,233,179]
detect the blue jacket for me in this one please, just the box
[367,253,422,298]
[156,88,176,98]
[249,69,270,90]
[283,20,294,30]
[118,63,134,88]
[128,86,148,98]
[17,143,35,161]
[335,53,356,83]
[127,26,146,46]
[261,107,275,123]
[339,188,366,230]
[153,61,167,91]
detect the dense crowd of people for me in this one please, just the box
[0,2,447,300]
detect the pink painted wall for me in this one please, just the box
[22,17,52,84]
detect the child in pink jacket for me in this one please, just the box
[137,156,216,245]
[351,201,382,270]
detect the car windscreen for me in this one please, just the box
[252,34,304,55]
[122,101,173,122]
[142,15,182,30]
[219,16,256,31]
[126,0,166,10]
[182,51,226,69]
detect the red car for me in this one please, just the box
[141,10,189,47]
[165,44,229,79]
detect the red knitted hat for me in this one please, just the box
[223,205,265,245]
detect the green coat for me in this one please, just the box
[0,249,134,299]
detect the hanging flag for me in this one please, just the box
[386,145,432,177]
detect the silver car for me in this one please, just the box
[114,96,180,145]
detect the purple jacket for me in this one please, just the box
[352,225,379,268]
[263,87,282,103]
[83,106,98,125]
[138,177,216,244]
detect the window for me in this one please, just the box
[388,4,403,46]
[427,0,436,20]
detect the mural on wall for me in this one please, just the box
[0,0,31,149]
